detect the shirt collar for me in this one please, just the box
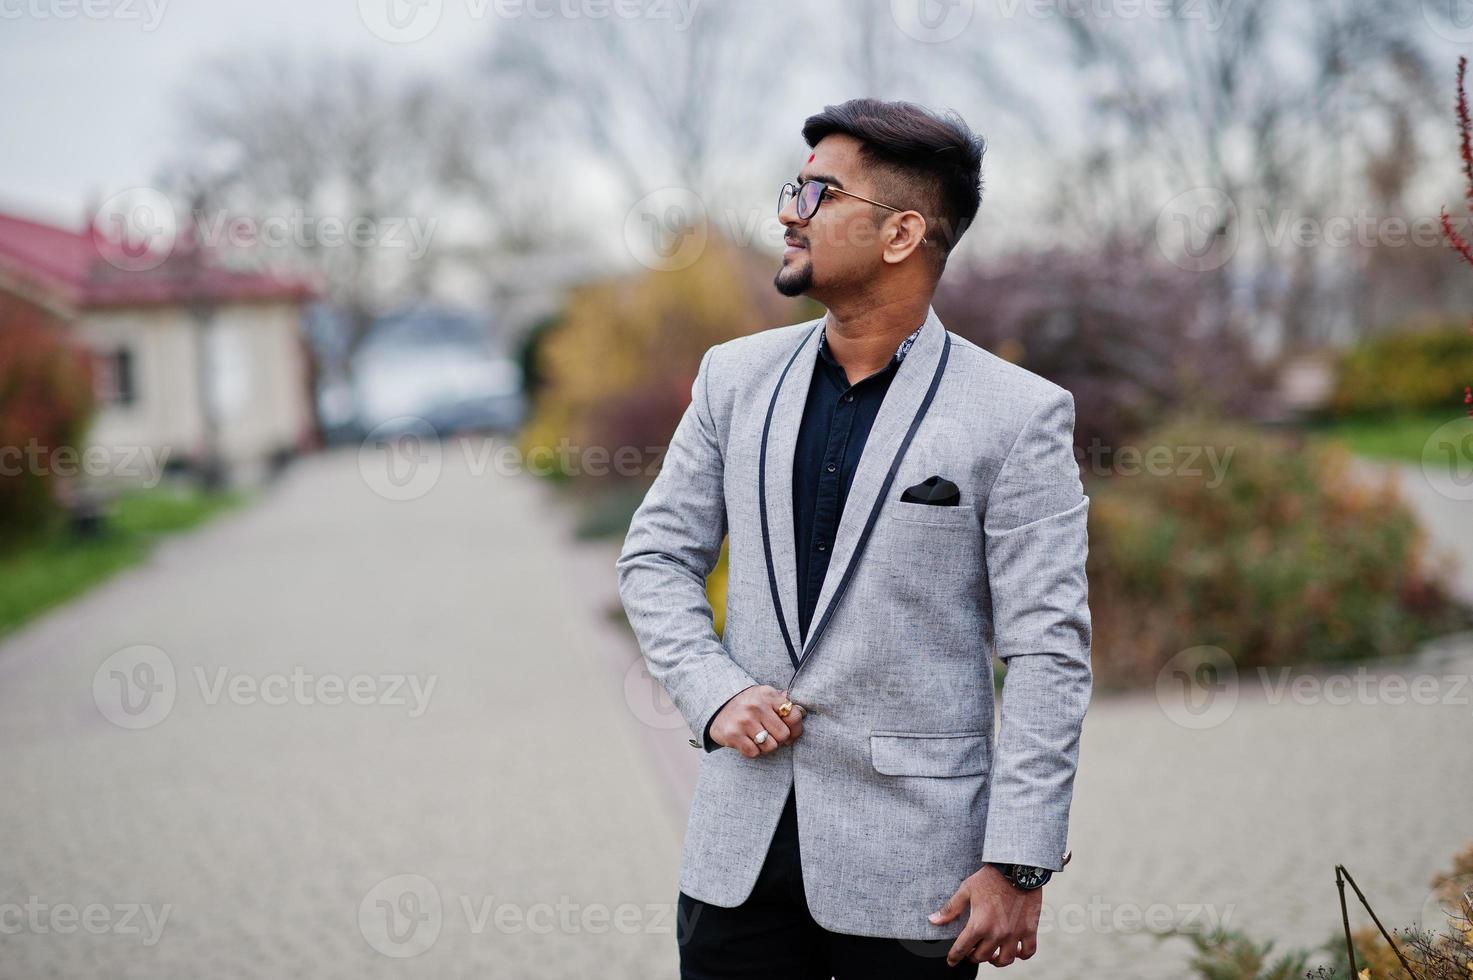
[816,319,926,370]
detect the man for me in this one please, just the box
[616,98,1092,977]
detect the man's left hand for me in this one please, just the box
[929,864,1042,967]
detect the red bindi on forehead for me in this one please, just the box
[807,153,815,163]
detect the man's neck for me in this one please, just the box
[822,295,932,382]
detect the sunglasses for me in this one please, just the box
[777,177,928,243]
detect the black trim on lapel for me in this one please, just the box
[759,322,822,671]
[789,329,952,680]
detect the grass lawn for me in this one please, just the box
[0,485,249,638]
[1305,410,1473,465]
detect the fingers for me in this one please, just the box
[981,938,1019,967]
[938,890,975,966]
[929,889,965,926]
[719,687,808,757]
[948,923,992,968]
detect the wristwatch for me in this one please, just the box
[989,863,1053,891]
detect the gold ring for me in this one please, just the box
[778,701,793,718]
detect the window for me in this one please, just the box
[95,346,136,407]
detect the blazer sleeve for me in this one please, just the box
[616,343,760,752]
[979,387,1093,871]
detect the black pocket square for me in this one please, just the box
[899,475,961,506]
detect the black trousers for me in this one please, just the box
[676,785,979,980]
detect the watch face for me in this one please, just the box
[1012,866,1049,890]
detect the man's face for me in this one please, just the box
[774,133,897,300]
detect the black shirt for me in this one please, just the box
[702,319,925,750]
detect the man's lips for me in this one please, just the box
[784,238,807,254]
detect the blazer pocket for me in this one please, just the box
[870,730,991,777]
[889,498,972,525]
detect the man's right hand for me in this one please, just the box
[709,686,805,758]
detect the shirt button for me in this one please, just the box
[817,542,827,551]
[844,394,854,402]
[826,463,836,472]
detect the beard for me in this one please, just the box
[773,253,813,297]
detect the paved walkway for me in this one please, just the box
[3,439,1468,979]
[0,439,686,978]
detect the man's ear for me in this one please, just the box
[881,211,929,265]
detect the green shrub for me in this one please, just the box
[1327,323,1473,417]
[1087,414,1471,686]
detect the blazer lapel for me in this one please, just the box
[757,306,952,674]
[759,319,823,670]
[798,305,950,668]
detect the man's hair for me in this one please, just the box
[801,98,985,272]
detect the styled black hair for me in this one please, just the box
[801,98,985,270]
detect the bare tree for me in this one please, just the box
[477,5,783,224]
[1046,1,1437,351]
[175,52,459,371]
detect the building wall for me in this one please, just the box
[74,301,310,485]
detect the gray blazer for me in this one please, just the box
[616,305,1092,941]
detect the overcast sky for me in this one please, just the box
[4,0,1464,260]
[0,0,488,224]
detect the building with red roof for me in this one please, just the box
[0,204,319,488]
